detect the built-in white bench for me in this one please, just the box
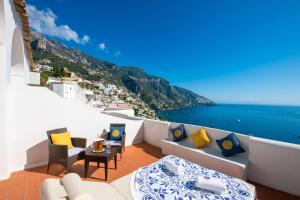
[161,123,250,180]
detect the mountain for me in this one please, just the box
[31,33,215,110]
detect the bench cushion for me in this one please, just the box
[161,138,248,179]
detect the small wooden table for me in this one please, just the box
[84,146,117,181]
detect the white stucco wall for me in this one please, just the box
[0,0,31,179]
[248,137,300,196]
[0,0,5,44]
[143,119,170,148]
[5,85,144,171]
[52,83,87,103]
[103,109,135,117]
[28,71,40,85]
[0,0,7,179]
[4,0,29,85]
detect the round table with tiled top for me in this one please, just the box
[84,146,117,181]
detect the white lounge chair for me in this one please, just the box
[40,173,133,200]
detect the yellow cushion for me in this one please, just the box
[190,128,210,148]
[50,131,73,149]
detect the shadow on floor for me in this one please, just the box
[132,142,164,159]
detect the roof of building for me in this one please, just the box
[13,0,33,70]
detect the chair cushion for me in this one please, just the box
[51,131,73,149]
[107,140,122,146]
[170,124,187,142]
[108,127,125,141]
[68,147,85,157]
[190,128,210,148]
[216,133,245,157]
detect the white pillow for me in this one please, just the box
[61,173,93,200]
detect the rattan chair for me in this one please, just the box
[46,128,86,173]
[102,124,126,159]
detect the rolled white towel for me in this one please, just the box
[164,161,184,176]
[196,176,226,194]
[61,173,93,200]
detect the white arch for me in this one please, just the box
[0,0,5,44]
[10,27,25,78]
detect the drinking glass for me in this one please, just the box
[106,141,111,153]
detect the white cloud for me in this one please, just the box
[27,4,89,44]
[81,35,90,44]
[99,43,106,50]
[114,49,121,57]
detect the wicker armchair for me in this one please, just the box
[102,124,126,159]
[46,128,86,173]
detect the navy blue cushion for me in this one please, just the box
[170,124,187,142]
[108,126,125,141]
[216,133,245,157]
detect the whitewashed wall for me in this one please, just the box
[143,119,170,148]
[103,109,135,117]
[248,137,300,196]
[5,85,144,172]
[0,1,8,180]
[0,0,31,179]
[28,71,40,85]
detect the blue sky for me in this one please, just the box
[26,0,300,105]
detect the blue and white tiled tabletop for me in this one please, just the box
[131,155,255,200]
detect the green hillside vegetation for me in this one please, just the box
[32,33,214,110]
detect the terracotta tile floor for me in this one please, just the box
[0,143,298,200]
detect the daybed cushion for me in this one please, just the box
[83,181,124,200]
[40,178,124,200]
[40,179,67,200]
[111,173,133,200]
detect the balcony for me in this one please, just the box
[0,85,299,199]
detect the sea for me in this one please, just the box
[158,104,300,145]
